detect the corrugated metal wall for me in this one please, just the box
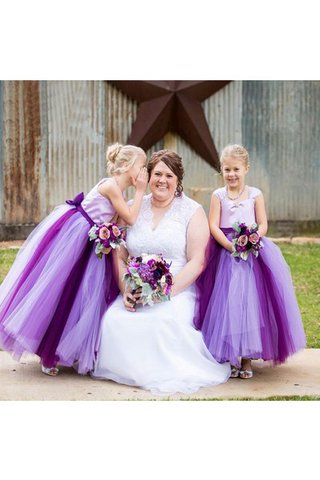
[44,80,107,212]
[242,81,320,221]
[1,81,42,224]
[1,80,319,239]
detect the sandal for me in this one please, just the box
[231,366,240,378]
[41,365,59,376]
[239,369,253,379]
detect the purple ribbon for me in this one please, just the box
[66,192,94,226]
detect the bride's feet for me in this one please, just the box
[239,358,253,379]
[41,365,59,376]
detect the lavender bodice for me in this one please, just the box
[81,179,116,224]
[214,186,262,228]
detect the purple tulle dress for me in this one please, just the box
[0,179,119,374]
[194,186,306,368]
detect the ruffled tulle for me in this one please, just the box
[0,204,119,374]
[194,230,306,368]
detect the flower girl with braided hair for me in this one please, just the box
[0,143,148,376]
[194,144,305,379]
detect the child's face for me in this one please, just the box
[221,156,249,189]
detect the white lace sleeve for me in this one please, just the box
[170,194,201,227]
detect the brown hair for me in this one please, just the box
[148,150,184,197]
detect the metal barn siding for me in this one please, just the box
[105,82,164,200]
[1,81,42,225]
[0,81,3,224]
[179,81,243,211]
[242,81,320,226]
[45,81,107,213]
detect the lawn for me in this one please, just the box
[0,244,319,348]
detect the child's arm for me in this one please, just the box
[98,169,148,225]
[209,193,233,252]
[255,194,268,236]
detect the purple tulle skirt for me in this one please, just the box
[0,199,119,374]
[194,229,306,368]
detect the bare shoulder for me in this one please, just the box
[98,178,118,198]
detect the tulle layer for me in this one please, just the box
[194,231,306,368]
[0,205,119,374]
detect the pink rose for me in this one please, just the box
[99,226,110,240]
[249,232,260,244]
[237,234,248,247]
[112,225,121,237]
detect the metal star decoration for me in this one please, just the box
[108,81,231,171]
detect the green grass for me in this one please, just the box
[280,244,320,348]
[0,244,319,348]
[0,249,19,285]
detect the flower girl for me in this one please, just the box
[0,143,148,375]
[194,144,306,378]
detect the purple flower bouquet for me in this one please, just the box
[122,254,173,306]
[231,222,264,261]
[88,222,127,259]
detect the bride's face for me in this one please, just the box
[149,161,178,202]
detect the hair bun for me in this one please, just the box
[106,143,123,163]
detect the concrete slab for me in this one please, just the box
[0,349,319,400]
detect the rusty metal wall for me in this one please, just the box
[44,80,107,212]
[105,82,164,200]
[1,80,319,239]
[242,81,320,223]
[174,81,243,211]
[1,81,42,225]
[0,81,3,223]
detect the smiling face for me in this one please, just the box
[149,161,178,203]
[221,156,249,190]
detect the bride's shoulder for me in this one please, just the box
[174,193,202,223]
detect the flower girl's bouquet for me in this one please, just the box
[88,222,127,259]
[231,222,264,261]
[122,254,173,306]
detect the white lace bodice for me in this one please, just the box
[126,193,201,275]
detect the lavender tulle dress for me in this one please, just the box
[0,179,119,374]
[194,186,306,368]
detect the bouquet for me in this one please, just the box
[231,222,263,261]
[88,222,127,259]
[122,254,173,306]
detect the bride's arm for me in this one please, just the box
[170,207,210,297]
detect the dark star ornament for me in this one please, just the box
[108,80,231,171]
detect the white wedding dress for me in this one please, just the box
[91,193,230,395]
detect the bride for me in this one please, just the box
[91,150,230,395]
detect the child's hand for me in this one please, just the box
[134,167,148,192]
[227,241,234,253]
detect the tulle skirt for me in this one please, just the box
[194,230,306,368]
[0,204,119,374]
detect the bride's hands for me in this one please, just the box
[123,288,142,312]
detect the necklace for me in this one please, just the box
[226,185,246,201]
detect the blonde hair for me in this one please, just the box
[220,144,249,167]
[106,143,145,176]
